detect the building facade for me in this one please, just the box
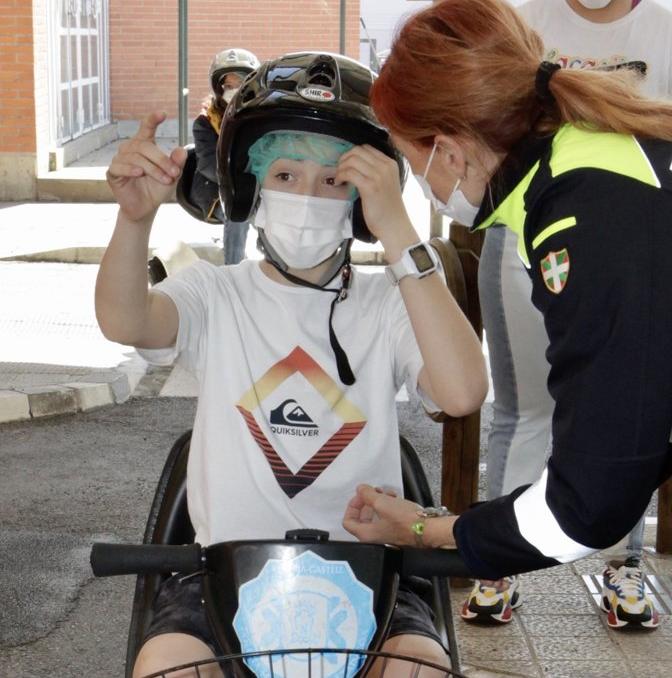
[0,0,360,200]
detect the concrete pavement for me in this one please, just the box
[0,200,226,422]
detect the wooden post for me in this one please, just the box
[434,223,484,585]
[656,476,672,554]
[439,222,484,510]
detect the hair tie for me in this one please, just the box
[535,61,561,104]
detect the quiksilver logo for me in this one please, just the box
[270,399,319,437]
[298,87,335,102]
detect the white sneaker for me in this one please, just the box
[600,560,659,629]
[460,576,522,624]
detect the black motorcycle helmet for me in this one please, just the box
[217,51,406,243]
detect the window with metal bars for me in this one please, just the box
[48,0,110,144]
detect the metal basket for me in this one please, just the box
[142,648,467,678]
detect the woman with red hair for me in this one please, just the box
[341,0,672,612]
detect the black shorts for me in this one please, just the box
[144,573,445,656]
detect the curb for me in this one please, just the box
[1,243,225,266]
[1,380,124,424]
[0,365,147,425]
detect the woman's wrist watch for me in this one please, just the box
[385,241,439,286]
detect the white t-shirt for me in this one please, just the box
[139,260,429,546]
[518,0,672,98]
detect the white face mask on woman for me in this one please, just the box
[222,88,239,104]
[254,189,353,269]
[414,143,481,227]
[576,0,612,9]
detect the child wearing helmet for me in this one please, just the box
[191,48,260,264]
[98,52,487,677]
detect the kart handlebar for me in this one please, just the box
[90,541,471,579]
[400,547,471,579]
[90,543,202,577]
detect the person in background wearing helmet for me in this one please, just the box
[96,52,487,677]
[341,0,672,625]
[192,48,260,264]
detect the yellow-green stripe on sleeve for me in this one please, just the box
[532,216,577,251]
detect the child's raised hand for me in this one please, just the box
[107,111,187,224]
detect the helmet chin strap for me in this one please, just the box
[257,231,351,288]
[257,232,356,386]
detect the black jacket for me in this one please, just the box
[192,113,222,221]
[454,124,672,579]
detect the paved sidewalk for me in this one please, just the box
[0,260,145,421]
[454,543,672,678]
[0,201,225,422]
[0,200,225,264]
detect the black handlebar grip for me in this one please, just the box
[90,543,203,577]
[401,547,472,579]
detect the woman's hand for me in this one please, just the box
[343,484,424,547]
[107,111,187,224]
[335,145,418,259]
[343,484,459,549]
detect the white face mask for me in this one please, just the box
[254,189,353,269]
[414,143,481,227]
[576,0,612,9]
[222,87,239,104]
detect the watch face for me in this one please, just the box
[409,244,435,272]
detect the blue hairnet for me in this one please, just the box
[246,132,357,197]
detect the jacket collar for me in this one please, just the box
[472,131,555,231]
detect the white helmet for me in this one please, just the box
[209,48,260,94]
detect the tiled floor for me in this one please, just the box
[452,545,672,677]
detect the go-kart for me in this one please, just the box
[91,432,471,678]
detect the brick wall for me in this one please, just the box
[0,0,36,153]
[32,0,50,173]
[109,0,361,121]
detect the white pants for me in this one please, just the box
[478,226,645,560]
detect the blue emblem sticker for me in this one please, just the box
[233,550,377,678]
